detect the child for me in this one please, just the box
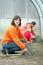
[20,21,36,43]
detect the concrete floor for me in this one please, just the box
[0,42,43,65]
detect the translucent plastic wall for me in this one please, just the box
[0,0,41,39]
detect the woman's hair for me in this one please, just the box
[11,15,21,26]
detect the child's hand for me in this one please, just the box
[27,41,31,44]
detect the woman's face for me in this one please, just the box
[14,18,20,27]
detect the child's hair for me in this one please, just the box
[31,21,36,25]
[11,15,21,26]
[26,21,36,25]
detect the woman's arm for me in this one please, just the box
[8,28,26,50]
[18,28,28,42]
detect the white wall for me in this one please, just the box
[0,0,43,40]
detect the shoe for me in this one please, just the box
[8,51,18,54]
[1,49,7,54]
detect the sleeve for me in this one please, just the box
[18,28,28,42]
[31,29,35,36]
[8,29,26,50]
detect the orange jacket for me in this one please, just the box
[2,25,28,50]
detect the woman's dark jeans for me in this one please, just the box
[2,38,24,54]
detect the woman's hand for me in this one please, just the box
[22,48,29,55]
[23,48,27,52]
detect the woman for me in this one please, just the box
[1,15,28,54]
